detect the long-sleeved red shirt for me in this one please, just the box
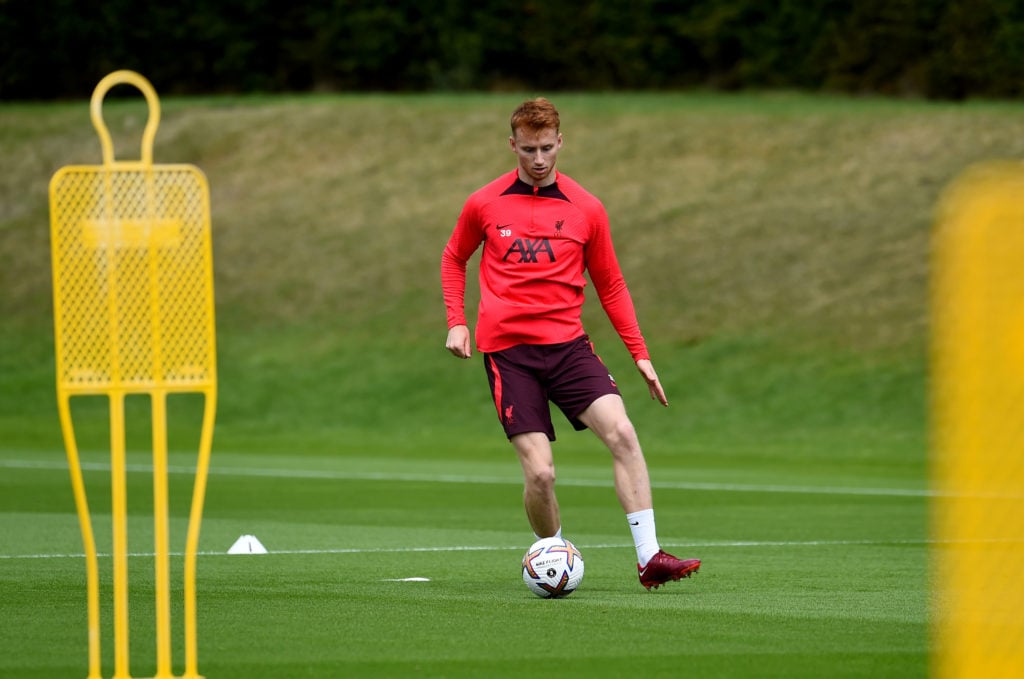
[441,170,650,362]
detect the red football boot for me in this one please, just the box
[638,550,701,590]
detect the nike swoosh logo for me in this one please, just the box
[629,521,640,526]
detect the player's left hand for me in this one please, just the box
[635,359,668,407]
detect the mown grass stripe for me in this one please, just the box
[0,457,936,497]
[0,537,940,561]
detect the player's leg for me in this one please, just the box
[511,431,561,538]
[576,382,700,588]
[576,393,652,513]
[483,347,561,538]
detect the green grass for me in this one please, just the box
[5,90,1022,676]
[1,446,928,678]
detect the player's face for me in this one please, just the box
[510,127,562,186]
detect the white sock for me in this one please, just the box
[627,509,660,567]
[533,526,562,540]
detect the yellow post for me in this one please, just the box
[931,161,1024,678]
[152,391,172,678]
[110,392,130,679]
[56,394,101,679]
[48,70,217,679]
[184,393,217,678]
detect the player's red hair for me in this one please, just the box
[510,98,560,135]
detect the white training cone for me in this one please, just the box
[227,534,268,554]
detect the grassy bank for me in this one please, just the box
[4,91,1019,464]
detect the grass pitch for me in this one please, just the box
[1,444,927,679]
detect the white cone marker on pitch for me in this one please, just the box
[228,534,268,554]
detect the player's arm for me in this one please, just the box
[585,211,668,406]
[441,199,483,359]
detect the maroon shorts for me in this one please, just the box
[483,335,620,441]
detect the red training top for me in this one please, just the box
[441,170,650,362]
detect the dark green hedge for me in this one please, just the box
[3,0,1023,99]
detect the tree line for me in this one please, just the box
[2,0,1023,100]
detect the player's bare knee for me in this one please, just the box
[601,417,639,452]
[524,464,556,492]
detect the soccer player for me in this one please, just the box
[441,97,700,590]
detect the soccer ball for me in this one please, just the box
[521,536,584,598]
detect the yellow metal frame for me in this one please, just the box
[931,161,1024,677]
[49,70,216,679]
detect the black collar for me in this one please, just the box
[502,176,570,202]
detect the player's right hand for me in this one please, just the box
[445,325,472,359]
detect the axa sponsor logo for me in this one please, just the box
[503,237,555,263]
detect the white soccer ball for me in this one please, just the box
[521,536,584,598]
